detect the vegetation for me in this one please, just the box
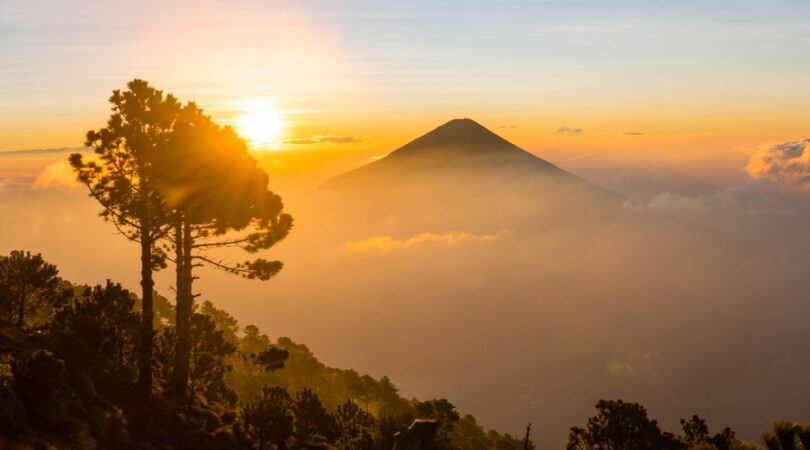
[70,79,293,429]
[566,399,763,450]
[1,80,804,449]
[69,80,182,432]
[0,251,529,449]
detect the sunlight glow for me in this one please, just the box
[235,99,285,148]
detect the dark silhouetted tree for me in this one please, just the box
[241,385,295,450]
[679,414,739,450]
[294,387,339,443]
[763,421,810,450]
[152,101,292,400]
[11,350,68,433]
[70,79,181,432]
[227,324,290,402]
[681,415,711,446]
[253,346,290,372]
[566,399,682,450]
[186,313,238,407]
[522,423,536,450]
[335,399,376,450]
[0,383,27,442]
[0,250,60,328]
[50,281,139,366]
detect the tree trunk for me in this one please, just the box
[173,218,194,401]
[134,220,155,436]
[15,287,26,328]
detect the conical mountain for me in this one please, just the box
[323,118,612,200]
[384,118,549,164]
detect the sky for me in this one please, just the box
[2,0,809,164]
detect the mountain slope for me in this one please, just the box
[322,118,616,202]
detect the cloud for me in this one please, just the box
[0,171,36,191]
[631,181,804,219]
[644,192,709,213]
[746,139,810,192]
[34,161,79,190]
[284,138,319,145]
[345,230,508,252]
[556,127,584,134]
[0,146,88,157]
[319,136,359,144]
[624,132,645,136]
[284,136,360,145]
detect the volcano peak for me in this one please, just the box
[388,118,520,158]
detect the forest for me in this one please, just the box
[0,80,808,449]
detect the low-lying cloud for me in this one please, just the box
[556,127,584,134]
[746,138,810,192]
[285,135,360,145]
[632,181,805,219]
[34,161,79,190]
[345,230,508,252]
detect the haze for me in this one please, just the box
[2,1,810,448]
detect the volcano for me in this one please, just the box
[322,118,615,202]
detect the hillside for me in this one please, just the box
[0,251,529,449]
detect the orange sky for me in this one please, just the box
[2,0,809,180]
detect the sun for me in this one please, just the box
[234,100,285,148]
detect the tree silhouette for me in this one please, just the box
[0,250,60,328]
[763,421,810,450]
[11,350,69,433]
[522,423,536,450]
[566,399,682,450]
[679,415,737,450]
[70,79,181,432]
[335,399,376,450]
[241,385,295,450]
[681,415,711,446]
[49,281,139,366]
[152,101,292,400]
[186,312,238,407]
[294,387,339,443]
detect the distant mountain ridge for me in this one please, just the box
[0,146,89,157]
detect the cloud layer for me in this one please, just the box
[345,230,508,252]
[284,135,359,145]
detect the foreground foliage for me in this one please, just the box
[0,250,804,449]
[0,251,528,449]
